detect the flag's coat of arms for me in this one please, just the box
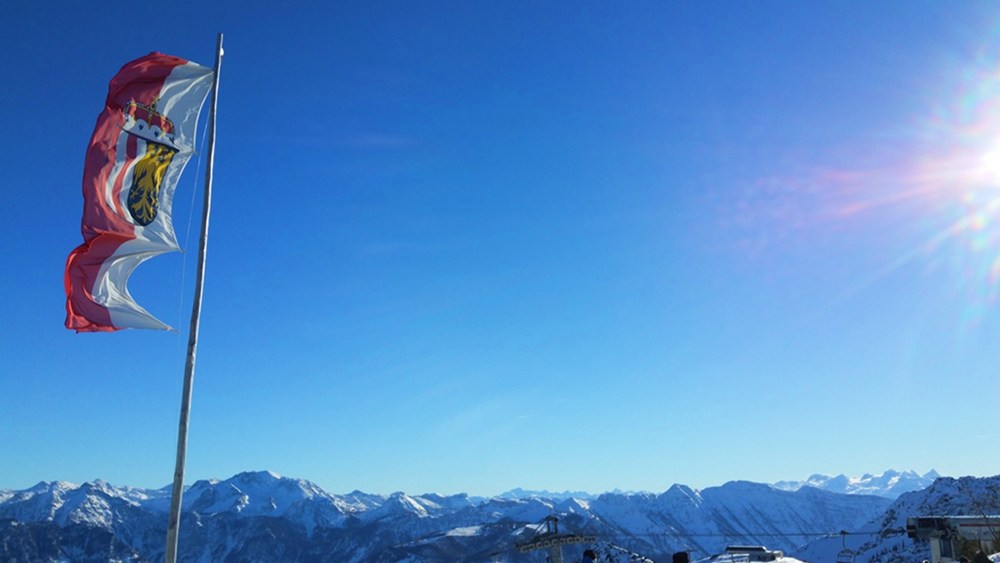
[65,53,214,332]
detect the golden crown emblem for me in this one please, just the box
[121,98,179,150]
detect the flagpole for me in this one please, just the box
[165,32,223,563]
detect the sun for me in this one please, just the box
[830,55,1000,314]
[974,137,1000,188]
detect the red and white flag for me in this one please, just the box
[65,53,214,332]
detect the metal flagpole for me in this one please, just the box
[165,32,223,563]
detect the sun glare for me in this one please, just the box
[915,100,1000,312]
[975,138,1000,187]
[728,54,1000,318]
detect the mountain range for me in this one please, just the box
[0,469,994,562]
[494,469,939,502]
[772,469,941,498]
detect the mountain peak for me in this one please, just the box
[24,481,77,495]
[498,487,597,500]
[230,470,282,483]
[774,469,937,498]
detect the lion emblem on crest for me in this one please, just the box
[121,98,179,226]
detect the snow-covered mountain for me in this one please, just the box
[498,487,599,501]
[794,474,1000,563]
[773,469,940,498]
[0,470,909,562]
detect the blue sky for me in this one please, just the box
[3,1,1000,496]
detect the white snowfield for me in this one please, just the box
[772,469,940,498]
[444,526,482,537]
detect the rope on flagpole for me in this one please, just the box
[175,111,213,334]
[164,32,223,563]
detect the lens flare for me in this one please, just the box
[974,138,1000,185]
[722,45,1000,323]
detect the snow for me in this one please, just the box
[498,487,598,500]
[795,474,1000,563]
[399,494,430,516]
[555,497,591,514]
[445,525,482,537]
[773,469,940,498]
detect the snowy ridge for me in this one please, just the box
[773,469,940,498]
[182,470,336,516]
[794,474,1000,563]
[498,487,599,501]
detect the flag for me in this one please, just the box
[65,53,214,332]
